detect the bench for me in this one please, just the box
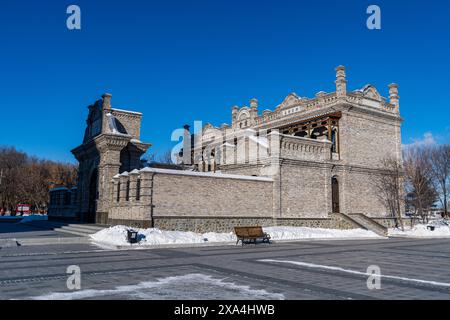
[234,226,271,246]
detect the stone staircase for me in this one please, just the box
[346,213,388,237]
[54,224,106,237]
[23,220,107,237]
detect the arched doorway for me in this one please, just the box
[331,176,340,213]
[87,169,98,223]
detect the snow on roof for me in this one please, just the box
[353,84,373,93]
[249,135,269,149]
[138,167,273,182]
[111,108,142,115]
[106,113,129,136]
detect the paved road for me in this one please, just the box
[1,237,450,300]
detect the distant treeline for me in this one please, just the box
[0,146,77,213]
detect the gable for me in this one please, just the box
[362,85,382,101]
[277,93,301,110]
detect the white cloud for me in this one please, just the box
[403,132,436,150]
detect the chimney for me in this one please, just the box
[102,93,112,110]
[388,84,399,110]
[335,66,347,97]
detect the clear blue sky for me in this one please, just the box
[0,0,449,163]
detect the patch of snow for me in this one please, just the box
[139,167,273,182]
[111,108,142,115]
[31,273,284,300]
[222,142,236,148]
[106,113,129,136]
[106,113,119,134]
[389,220,450,238]
[90,225,381,248]
[265,226,380,240]
[249,135,269,149]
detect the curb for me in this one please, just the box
[0,236,90,247]
[388,235,450,239]
[91,236,388,250]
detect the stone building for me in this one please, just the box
[49,66,402,234]
[49,94,151,224]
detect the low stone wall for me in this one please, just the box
[106,214,360,233]
[150,215,358,233]
[108,218,152,228]
[109,168,274,225]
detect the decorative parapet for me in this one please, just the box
[277,133,332,161]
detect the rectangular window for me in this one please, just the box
[136,178,141,201]
[126,181,130,201]
[117,182,121,202]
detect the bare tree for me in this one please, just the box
[403,145,438,225]
[429,144,450,218]
[145,150,174,165]
[0,146,77,214]
[373,157,404,230]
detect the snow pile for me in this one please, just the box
[91,226,235,246]
[90,225,381,247]
[389,220,450,238]
[265,226,380,240]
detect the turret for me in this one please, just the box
[388,83,399,111]
[335,66,347,97]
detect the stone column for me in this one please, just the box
[112,176,120,203]
[119,174,129,203]
[129,170,139,203]
[139,172,153,206]
[97,149,122,213]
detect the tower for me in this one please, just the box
[71,94,151,223]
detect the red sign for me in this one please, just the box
[16,204,31,215]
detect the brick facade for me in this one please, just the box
[49,66,403,232]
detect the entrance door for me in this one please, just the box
[87,169,98,223]
[331,176,340,213]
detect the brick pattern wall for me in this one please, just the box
[109,169,274,226]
